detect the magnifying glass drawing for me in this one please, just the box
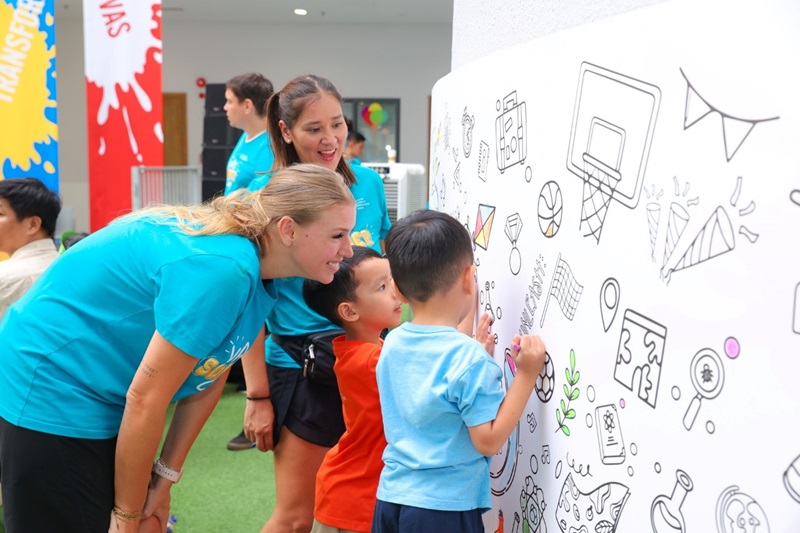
[682,348,724,430]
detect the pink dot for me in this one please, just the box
[724,337,740,359]
[619,398,626,408]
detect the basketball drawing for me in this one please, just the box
[538,181,563,238]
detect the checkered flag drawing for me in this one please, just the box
[540,253,583,327]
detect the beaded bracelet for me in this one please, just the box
[246,395,271,401]
[112,506,143,521]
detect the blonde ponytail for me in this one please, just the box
[130,164,354,251]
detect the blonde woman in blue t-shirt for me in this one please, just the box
[0,164,355,533]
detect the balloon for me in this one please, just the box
[361,103,388,130]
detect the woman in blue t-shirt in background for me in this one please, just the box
[241,74,391,533]
[0,164,356,533]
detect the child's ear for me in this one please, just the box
[461,264,477,294]
[390,279,408,303]
[338,302,359,324]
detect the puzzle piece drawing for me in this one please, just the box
[614,309,667,408]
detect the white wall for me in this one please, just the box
[55,17,452,231]
[451,0,666,70]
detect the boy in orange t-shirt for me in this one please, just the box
[302,246,404,533]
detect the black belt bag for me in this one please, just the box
[271,330,345,387]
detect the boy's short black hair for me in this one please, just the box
[385,209,473,303]
[303,246,382,326]
[0,177,62,238]
[347,130,366,144]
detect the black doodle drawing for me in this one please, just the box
[716,486,771,533]
[614,309,667,409]
[567,62,661,243]
[495,90,527,173]
[526,412,537,433]
[520,476,547,533]
[490,349,521,496]
[442,108,452,154]
[462,107,474,158]
[453,164,467,205]
[651,470,694,533]
[478,140,490,182]
[644,184,665,261]
[649,177,701,273]
[542,445,551,465]
[530,453,539,475]
[535,351,555,403]
[600,277,621,332]
[791,189,800,208]
[538,181,563,238]
[662,177,758,283]
[567,452,593,477]
[595,403,626,465]
[794,284,800,335]
[540,253,583,328]
[556,473,630,533]
[520,255,546,336]
[680,67,779,162]
[473,203,496,251]
[683,348,725,431]
[505,213,523,275]
[525,165,533,183]
[784,454,800,503]
[481,280,502,324]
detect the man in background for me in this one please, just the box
[0,177,62,318]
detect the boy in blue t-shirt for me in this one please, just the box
[373,210,546,531]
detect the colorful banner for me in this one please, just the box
[0,0,58,191]
[83,0,162,230]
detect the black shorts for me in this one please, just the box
[0,415,117,532]
[267,363,345,448]
[371,500,485,532]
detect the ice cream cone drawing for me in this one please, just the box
[646,203,661,261]
[662,203,690,270]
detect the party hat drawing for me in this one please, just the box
[662,206,734,282]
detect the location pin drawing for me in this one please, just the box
[600,278,621,332]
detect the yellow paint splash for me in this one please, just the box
[0,2,58,179]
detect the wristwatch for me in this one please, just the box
[152,457,182,483]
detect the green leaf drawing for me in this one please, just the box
[555,348,581,436]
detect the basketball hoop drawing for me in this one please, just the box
[581,152,621,242]
[567,63,661,244]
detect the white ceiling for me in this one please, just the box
[57,0,454,25]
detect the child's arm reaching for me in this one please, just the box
[467,334,546,456]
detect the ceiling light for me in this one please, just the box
[294,9,308,16]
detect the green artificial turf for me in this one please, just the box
[164,383,277,532]
[0,384,274,532]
